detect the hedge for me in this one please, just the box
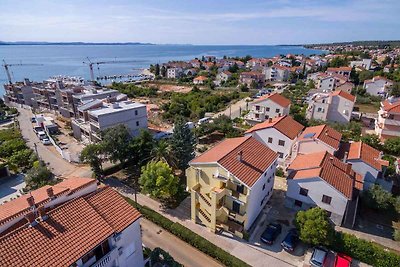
[330,232,400,267]
[125,198,250,267]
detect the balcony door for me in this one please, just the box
[232,200,241,214]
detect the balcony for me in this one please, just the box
[382,118,400,126]
[92,251,112,267]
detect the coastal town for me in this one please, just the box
[1,41,400,267]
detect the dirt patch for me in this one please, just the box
[148,83,193,93]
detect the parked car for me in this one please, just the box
[310,247,328,267]
[41,138,51,145]
[33,126,43,134]
[260,223,282,245]
[334,253,351,267]
[281,228,299,252]
[31,117,37,123]
[197,117,211,126]
[37,131,47,140]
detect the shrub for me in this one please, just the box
[361,184,393,211]
[394,229,400,242]
[275,167,284,177]
[125,198,250,267]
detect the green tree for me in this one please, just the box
[101,124,131,164]
[139,161,180,201]
[155,63,160,76]
[361,185,393,210]
[361,134,382,150]
[350,66,359,84]
[25,162,52,189]
[8,149,34,171]
[170,117,196,171]
[129,130,155,166]
[151,139,176,167]
[383,137,400,156]
[80,143,104,177]
[0,138,27,158]
[393,196,400,214]
[358,71,373,83]
[295,207,335,246]
[390,83,400,97]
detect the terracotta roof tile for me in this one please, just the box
[191,136,277,187]
[253,92,291,107]
[245,115,304,139]
[382,99,400,113]
[327,67,352,72]
[331,90,356,102]
[347,141,389,171]
[0,186,140,267]
[298,125,342,150]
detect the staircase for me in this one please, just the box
[198,208,211,223]
[198,192,211,207]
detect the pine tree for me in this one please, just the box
[170,116,196,171]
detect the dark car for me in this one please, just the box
[281,228,299,252]
[31,117,36,123]
[261,223,282,245]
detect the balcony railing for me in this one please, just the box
[92,251,112,267]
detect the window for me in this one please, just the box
[267,177,271,183]
[136,121,139,126]
[325,210,332,217]
[266,107,270,112]
[299,187,308,196]
[276,108,280,113]
[256,105,260,111]
[262,184,266,190]
[237,184,245,194]
[317,107,323,112]
[260,199,264,206]
[268,137,273,143]
[255,113,260,119]
[322,195,332,204]
[294,200,302,207]
[278,140,285,146]
[135,110,138,116]
[278,152,284,158]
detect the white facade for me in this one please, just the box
[167,68,183,79]
[317,77,335,91]
[306,93,354,123]
[285,177,348,225]
[294,139,336,158]
[363,78,393,97]
[350,59,372,70]
[263,66,289,81]
[246,99,290,124]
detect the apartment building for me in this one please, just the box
[0,178,144,267]
[72,101,147,142]
[3,79,35,106]
[341,141,390,191]
[306,90,356,123]
[375,97,400,140]
[167,67,183,79]
[326,67,352,77]
[239,71,265,88]
[350,59,372,70]
[363,76,394,97]
[286,151,359,226]
[186,136,278,238]
[245,115,304,165]
[293,124,342,158]
[263,65,290,82]
[245,93,291,125]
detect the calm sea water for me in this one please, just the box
[0,44,324,95]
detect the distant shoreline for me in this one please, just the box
[0,42,155,46]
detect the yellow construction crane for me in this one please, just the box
[2,60,43,84]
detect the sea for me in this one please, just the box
[0,44,324,95]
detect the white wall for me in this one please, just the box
[286,177,348,224]
[245,160,277,230]
[248,99,290,122]
[347,159,379,190]
[327,95,353,123]
[318,78,335,91]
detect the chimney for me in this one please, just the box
[343,152,348,162]
[46,187,55,199]
[268,118,272,123]
[329,156,334,162]
[38,206,49,221]
[25,212,36,224]
[237,151,243,162]
[26,196,36,208]
[346,163,353,175]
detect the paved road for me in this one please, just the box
[142,218,222,267]
[17,107,91,178]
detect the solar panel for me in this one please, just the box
[304,132,316,138]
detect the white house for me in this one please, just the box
[363,76,394,97]
[350,59,372,70]
[193,76,208,85]
[306,90,356,124]
[167,67,183,79]
[0,178,145,267]
[285,151,359,226]
[216,70,232,85]
[293,124,342,158]
[326,67,352,77]
[245,115,304,165]
[343,141,391,191]
[245,93,291,125]
[263,65,290,82]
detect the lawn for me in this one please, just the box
[355,103,380,114]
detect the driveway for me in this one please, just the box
[16,107,91,178]
[0,175,25,204]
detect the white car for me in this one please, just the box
[41,138,51,145]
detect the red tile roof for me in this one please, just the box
[327,67,352,72]
[331,90,356,102]
[382,99,400,113]
[347,141,389,171]
[0,178,96,227]
[298,124,342,150]
[245,115,304,139]
[0,186,140,267]
[253,92,291,107]
[191,136,277,187]
[289,151,355,199]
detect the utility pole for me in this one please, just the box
[34,143,39,158]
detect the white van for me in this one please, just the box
[197,117,211,126]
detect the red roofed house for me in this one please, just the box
[263,65,290,81]
[246,93,291,125]
[193,75,208,85]
[186,136,278,237]
[0,178,144,267]
[245,115,304,166]
[306,90,356,123]
[375,97,400,140]
[293,124,342,158]
[239,71,265,88]
[326,67,352,77]
[343,141,391,191]
[286,151,359,226]
[363,76,393,97]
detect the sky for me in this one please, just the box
[0,0,399,45]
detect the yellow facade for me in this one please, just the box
[186,163,250,238]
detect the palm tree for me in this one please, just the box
[150,140,177,168]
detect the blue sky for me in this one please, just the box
[0,0,399,45]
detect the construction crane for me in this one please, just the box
[83,57,140,82]
[2,60,43,84]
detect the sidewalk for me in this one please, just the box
[105,178,301,267]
